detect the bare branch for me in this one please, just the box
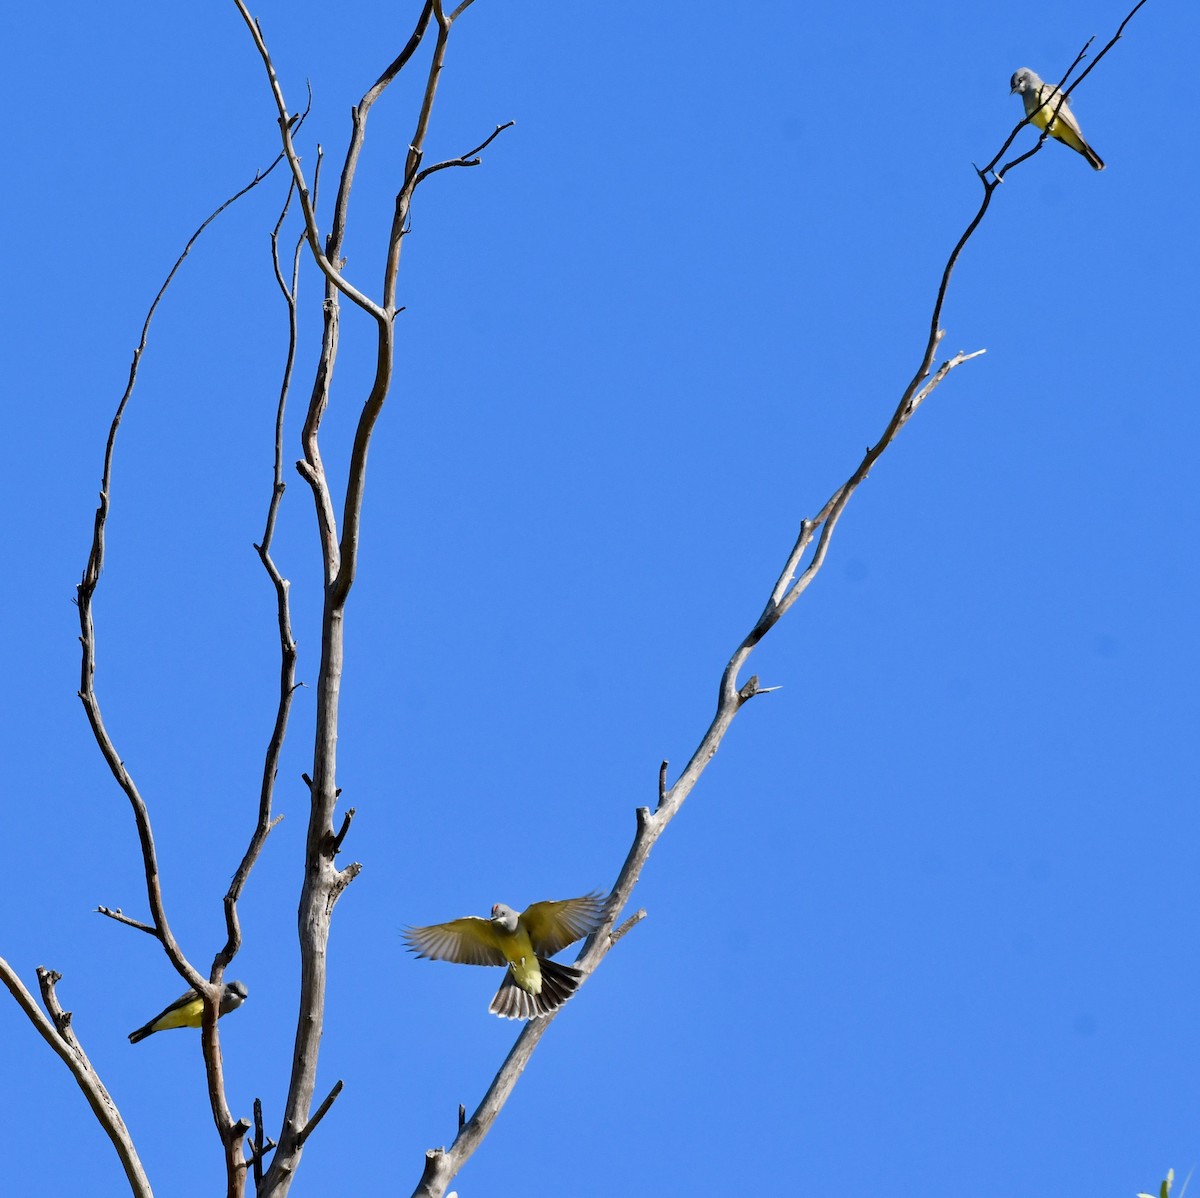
[213,171,308,979]
[407,4,1151,1193]
[95,906,158,936]
[295,1080,344,1148]
[1059,0,1150,101]
[253,1098,268,1190]
[330,0,478,607]
[230,0,388,323]
[251,4,482,1187]
[412,120,515,186]
[76,153,290,1001]
[195,977,248,1196]
[73,135,297,1198]
[289,7,437,580]
[331,807,356,854]
[0,960,151,1196]
[610,909,647,946]
[328,2,436,264]
[413,1018,555,1198]
[380,1,458,315]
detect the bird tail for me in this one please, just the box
[128,1024,154,1045]
[1083,143,1105,171]
[489,957,584,1020]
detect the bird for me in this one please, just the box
[1010,68,1105,170]
[128,980,248,1044]
[403,893,607,1020]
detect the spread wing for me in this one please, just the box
[521,892,607,957]
[402,916,508,966]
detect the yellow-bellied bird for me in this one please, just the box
[128,980,248,1044]
[1010,68,1105,170]
[403,893,607,1019]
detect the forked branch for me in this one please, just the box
[412,120,516,186]
[0,960,150,1197]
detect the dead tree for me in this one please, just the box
[0,3,1149,1196]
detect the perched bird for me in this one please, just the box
[403,893,607,1020]
[1010,67,1105,170]
[128,980,248,1044]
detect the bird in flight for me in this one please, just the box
[403,893,607,1019]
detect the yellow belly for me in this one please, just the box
[153,996,205,1031]
[501,926,543,994]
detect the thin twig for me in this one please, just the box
[295,1080,344,1147]
[331,807,356,854]
[609,909,647,947]
[76,152,292,997]
[328,1,461,605]
[214,175,304,980]
[231,1,387,321]
[1060,0,1150,101]
[412,120,515,186]
[328,2,436,263]
[984,45,1091,179]
[986,0,1146,181]
[253,1098,267,1188]
[95,906,157,936]
[292,3,437,581]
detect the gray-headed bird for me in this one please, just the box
[403,893,607,1020]
[1010,67,1105,170]
[128,980,247,1044]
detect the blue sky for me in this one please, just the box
[3,1,1197,1195]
